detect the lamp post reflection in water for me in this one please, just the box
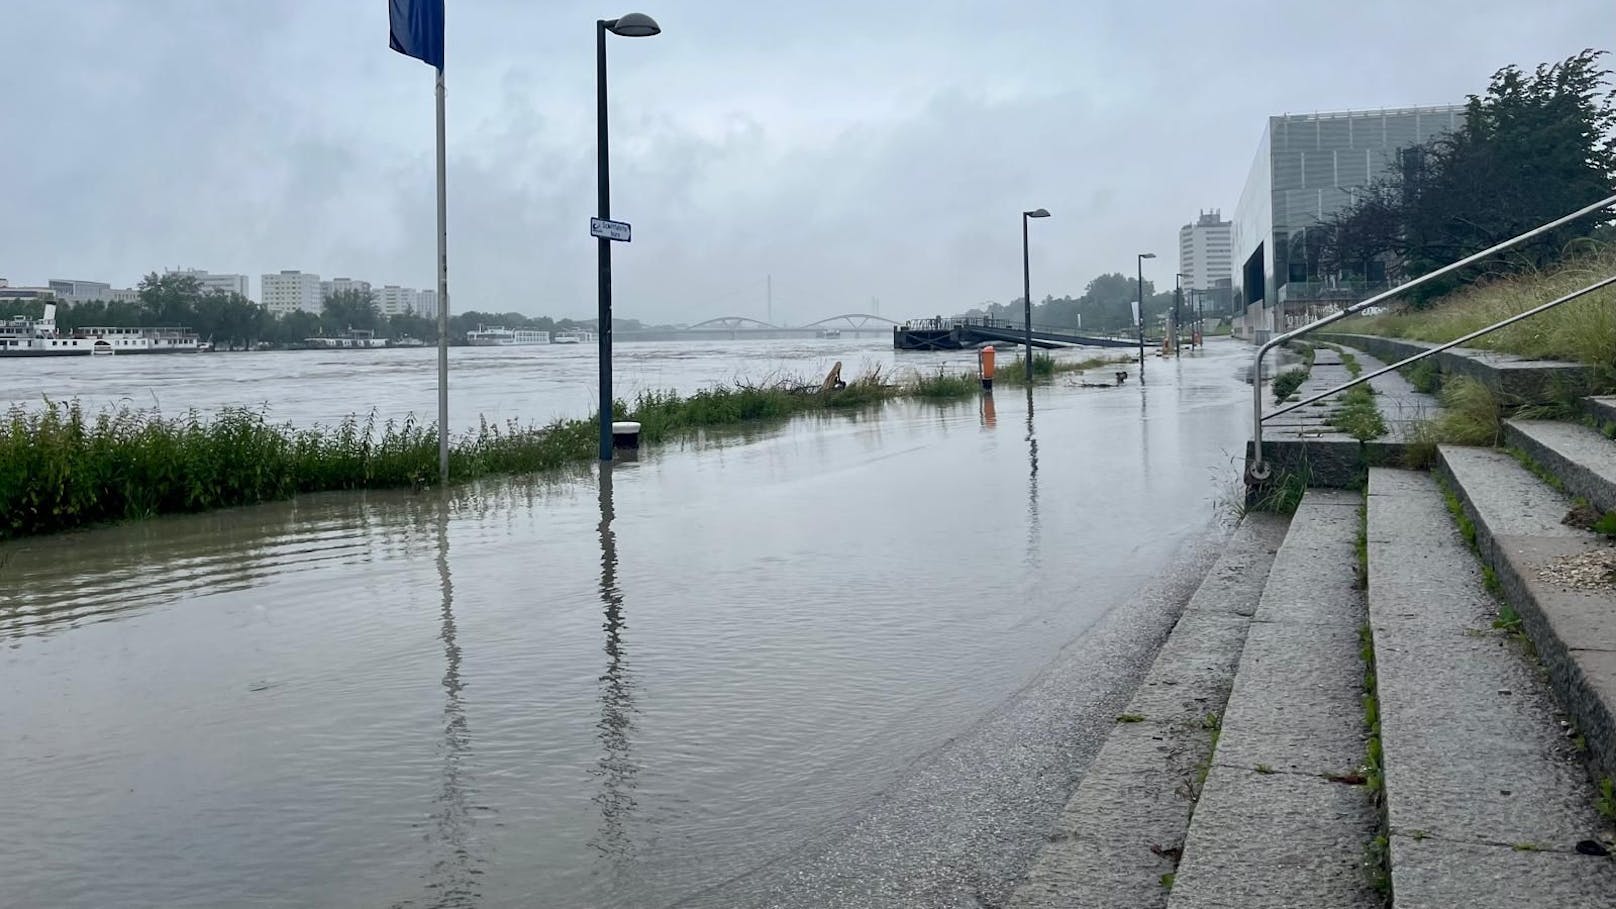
[1024,386,1041,570]
[979,393,997,429]
[423,499,482,907]
[591,464,640,867]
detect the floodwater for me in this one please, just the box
[1,337,983,429]
[0,341,1254,908]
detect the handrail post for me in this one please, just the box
[1247,192,1616,482]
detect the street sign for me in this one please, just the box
[590,217,632,242]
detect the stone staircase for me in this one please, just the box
[1010,388,1616,907]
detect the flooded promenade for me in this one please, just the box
[1,341,1253,907]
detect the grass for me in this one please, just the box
[1360,621,1391,900]
[1117,713,1146,723]
[1342,243,1616,368]
[1254,763,1275,775]
[1329,385,1389,441]
[995,352,1131,386]
[1598,779,1616,821]
[1404,358,1443,394]
[1431,376,1504,446]
[1271,367,1308,402]
[1247,469,1308,515]
[1159,873,1175,891]
[1355,504,1369,590]
[0,367,985,542]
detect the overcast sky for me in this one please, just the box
[1,1,1607,324]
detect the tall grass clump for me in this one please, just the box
[1328,385,1389,441]
[1345,244,1616,368]
[1431,376,1505,445]
[1271,367,1309,402]
[2,362,1016,541]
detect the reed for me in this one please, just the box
[0,364,1005,541]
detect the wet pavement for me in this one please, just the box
[0,341,1255,908]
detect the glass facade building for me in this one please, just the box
[1231,106,1464,336]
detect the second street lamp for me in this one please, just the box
[596,12,662,462]
[1022,208,1051,382]
[1175,272,1186,357]
[1136,252,1156,377]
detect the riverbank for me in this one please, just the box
[1,355,1148,542]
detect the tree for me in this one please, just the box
[1319,49,1616,303]
[320,288,381,335]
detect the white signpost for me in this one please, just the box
[590,217,632,242]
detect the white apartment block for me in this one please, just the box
[321,277,373,302]
[261,270,323,316]
[378,285,420,317]
[415,289,438,320]
[166,268,250,299]
[1178,209,1233,293]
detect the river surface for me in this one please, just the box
[0,340,1254,908]
[2,337,991,429]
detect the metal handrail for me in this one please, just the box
[1248,193,1616,480]
[1266,272,1616,419]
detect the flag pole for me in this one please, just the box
[435,67,449,484]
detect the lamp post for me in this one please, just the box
[1022,208,1051,382]
[596,12,661,462]
[1136,252,1156,377]
[1175,272,1187,357]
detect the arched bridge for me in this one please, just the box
[628,313,899,339]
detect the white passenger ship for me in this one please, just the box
[465,326,550,346]
[0,304,201,357]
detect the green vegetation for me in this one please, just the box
[1159,873,1175,892]
[1405,359,1443,394]
[996,352,1131,386]
[1431,377,1504,446]
[1440,482,1480,550]
[1248,469,1308,516]
[1493,603,1523,633]
[1597,778,1616,821]
[1365,834,1391,898]
[1254,763,1275,775]
[1116,713,1146,724]
[1271,368,1309,402]
[1329,385,1389,441]
[1343,244,1616,368]
[0,367,986,542]
[1355,505,1369,591]
[1319,50,1616,305]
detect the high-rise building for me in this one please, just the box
[378,285,419,317]
[321,277,373,302]
[166,268,250,299]
[415,289,438,320]
[1231,105,1464,339]
[261,270,323,316]
[1178,210,1233,303]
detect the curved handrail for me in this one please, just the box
[1248,193,1616,480]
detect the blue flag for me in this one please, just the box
[389,0,444,70]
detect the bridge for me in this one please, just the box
[892,317,1150,351]
[618,313,898,341]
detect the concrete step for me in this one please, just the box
[1584,396,1616,427]
[1436,444,1616,790]
[1505,417,1616,514]
[1366,467,1616,908]
[1168,489,1380,909]
[1009,513,1290,909]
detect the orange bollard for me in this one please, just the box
[979,345,996,391]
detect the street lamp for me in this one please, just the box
[1022,208,1051,382]
[1136,252,1156,377]
[596,12,662,462]
[1175,272,1187,358]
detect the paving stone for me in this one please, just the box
[1168,767,1379,909]
[1438,445,1582,540]
[1213,621,1368,776]
[1122,611,1249,724]
[1388,835,1616,909]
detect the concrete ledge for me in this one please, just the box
[1388,835,1616,909]
[1438,445,1616,783]
[1318,332,1600,404]
[1008,514,1289,909]
[1505,418,1616,514]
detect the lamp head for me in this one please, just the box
[606,12,661,36]
[1140,252,1157,259]
[1024,208,1051,218]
